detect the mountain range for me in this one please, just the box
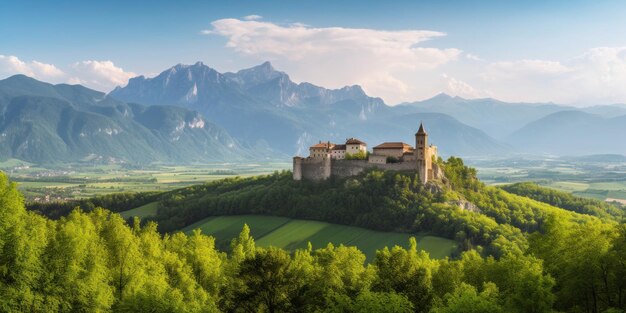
[0,75,264,163]
[506,110,626,155]
[1,61,625,164]
[110,62,509,157]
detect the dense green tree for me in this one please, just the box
[232,247,307,313]
[373,238,436,311]
[324,291,414,313]
[432,283,503,313]
[530,217,621,313]
[313,243,374,297]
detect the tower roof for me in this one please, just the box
[416,122,427,136]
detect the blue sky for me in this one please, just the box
[2,0,626,105]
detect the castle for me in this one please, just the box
[293,123,442,183]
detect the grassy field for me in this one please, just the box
[120,202,159,220]
[179,215,457,261]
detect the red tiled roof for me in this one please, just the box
[310,142,334,149]
[332,144,346,150]
[373,142,413,149]
[346,138,366,145]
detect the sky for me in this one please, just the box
[1,0,626,106]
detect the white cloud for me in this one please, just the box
[203,18,626,105]
[487,59,571,78]
[465,53,482,61]
[243,14,262,21]
[205,18,461,103]
[479,48,626,104]
[0,55,65,81]
[441,73,491,99]
[0,54,135,92]
[69,60,136,91]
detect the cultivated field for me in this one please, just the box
[469,156,626,202]
[177,214,457,260]
[0,159,290,201]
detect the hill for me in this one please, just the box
[16,158,626,312]
[0,75,266,163]
[110,62,509,157]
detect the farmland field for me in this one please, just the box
[468,156,626,202]
[0,159,290,201]
[177,214,457,260]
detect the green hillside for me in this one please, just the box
[179,214,456,260]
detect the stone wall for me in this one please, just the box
[295,157,332,181]
[294,157,418,181]
[293,157,303,180]
[368,154,387,164]
[330,159,416,179]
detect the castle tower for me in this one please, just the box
[415,122,429,184]
[293,157,302,180]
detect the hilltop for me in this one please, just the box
[29,156,625,257]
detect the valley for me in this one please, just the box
[1,159,289,201]
[11,155,626,205]
[468,155,626,202]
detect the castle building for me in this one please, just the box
[293,123,441,183]
[372,142,414,158]
[308,138,367,160]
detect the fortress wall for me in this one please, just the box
[331,160,370,177]
[292,157,303,180]
[299,157,332,180]
[331,160,416,178]
[295,158,418,181]
[374,161,417,172]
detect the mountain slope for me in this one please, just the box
[0,75,261,163]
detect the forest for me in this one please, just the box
[5,158,626,312]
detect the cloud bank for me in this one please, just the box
[3,18,626,106]
[205,18,461,103]
[205,18,626,105]
[0,55,65,81]
[0,55,135,92]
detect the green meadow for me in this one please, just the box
[177,214,457,260]
[119,201,159,220]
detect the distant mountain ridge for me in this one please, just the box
[0,75,264,163]
[110,62,508,157]
[505,110,626,155]
[397,94,569,138]
[6,61,624,163]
